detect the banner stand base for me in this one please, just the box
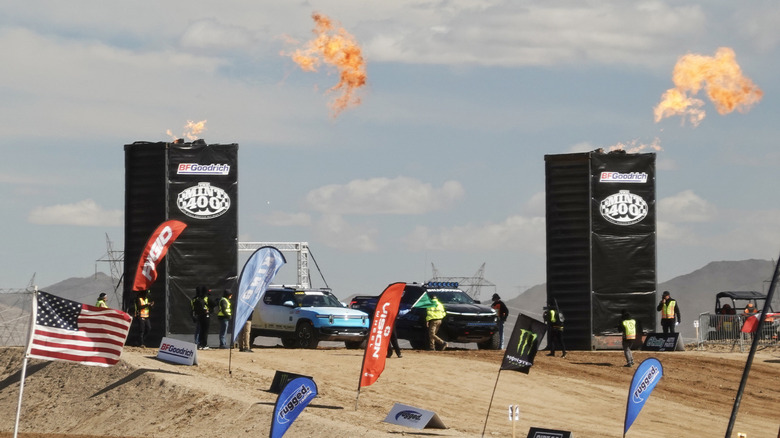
[527,427,574,437]
[383,403,446,430]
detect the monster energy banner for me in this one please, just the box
[501,314,547,374]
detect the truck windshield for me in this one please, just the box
[429,290,475,304]
[297,292,343,308]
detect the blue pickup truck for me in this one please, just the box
[350,282,501,350]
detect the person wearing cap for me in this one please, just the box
[135,290,154,347]
[657,291,681,334]
[426,295,448,351]
[96,293,108,308]
[491,293,509,349]
[217,289,233,349]
[619,310,637,367]
[543,303,566,358]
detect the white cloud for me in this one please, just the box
[304,177,464,215]
[525,191,546,216]
[262,211,312,227]
[180,18,256,51]
[363,1,706,68]
[403,215,545,252]
[658,190,716,223]
[28,199,122,227]
[313,214,378,252]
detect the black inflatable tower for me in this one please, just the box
[545,150,656,350]
[123,141,238,346]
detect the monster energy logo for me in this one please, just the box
[516,329,537,356]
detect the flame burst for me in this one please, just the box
[608,138,663,153]
[286,13,367,117]
[654,47,762,126]
[166,120,207,142]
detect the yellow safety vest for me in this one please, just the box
[622,319,637,340]
[218,297,232,318]
[96,299,108,308]
[136,297,150,318]
[662,300,676,319]
[426,299,446,321]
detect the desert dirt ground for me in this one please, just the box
[1,342,779,438]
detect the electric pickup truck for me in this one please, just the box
[251,286,370,349]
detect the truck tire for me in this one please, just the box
[295,321,319,349]
[281,337,297,349]
[478,331,501,350]
[345,339,366,349]
[409,338,428,350]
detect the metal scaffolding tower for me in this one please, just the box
[96,240,323,292]
[238,242,320,289]
[428,262,497,301]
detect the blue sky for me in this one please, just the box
[2,1,779,300]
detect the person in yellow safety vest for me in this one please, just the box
[135,290,154,347]
[619,310,637,367]
[191,286,213,350]
[543,304,567,358]
[217,290,233,349]
[656,290,681,334]
[96,293,108,308]
[426,296,448,351]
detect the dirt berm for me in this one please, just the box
[1,345,779,437]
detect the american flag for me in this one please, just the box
[26,291,133,367]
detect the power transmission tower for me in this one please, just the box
[428,262,496,301]
[95,233,124,303]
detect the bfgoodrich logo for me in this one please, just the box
[599,190,648,225]
[177,182,231,219]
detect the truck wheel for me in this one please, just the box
[478,332,501,350]
[295,322,319,349]
[409,338,428,350]
[281,337,297,349]
[345,339,366,349]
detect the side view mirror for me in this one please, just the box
[283,301,295,308]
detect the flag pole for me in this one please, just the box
[13,356,29,438]
[724,251,780,437]
[480,370,502,438]
[15,288,38,438]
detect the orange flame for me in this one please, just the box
[607,138,663,153]
[654,47,762,126]
[166,120,207,142]
[285,13,366,116]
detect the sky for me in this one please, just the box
[2,1,780,301]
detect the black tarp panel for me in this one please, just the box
[544,153,593,350]
[545,151,657,350]
[166,142,238,335]
[123,141,238,345]
[590,153,656,336]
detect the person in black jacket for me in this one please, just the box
[491,293,509,349]
[543,304,566,358]
[191,286,214,350]
[656,291,681,334]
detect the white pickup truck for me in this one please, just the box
[251,286,370,349]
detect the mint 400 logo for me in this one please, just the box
[177,182,231,219]
[599,190,648,226]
